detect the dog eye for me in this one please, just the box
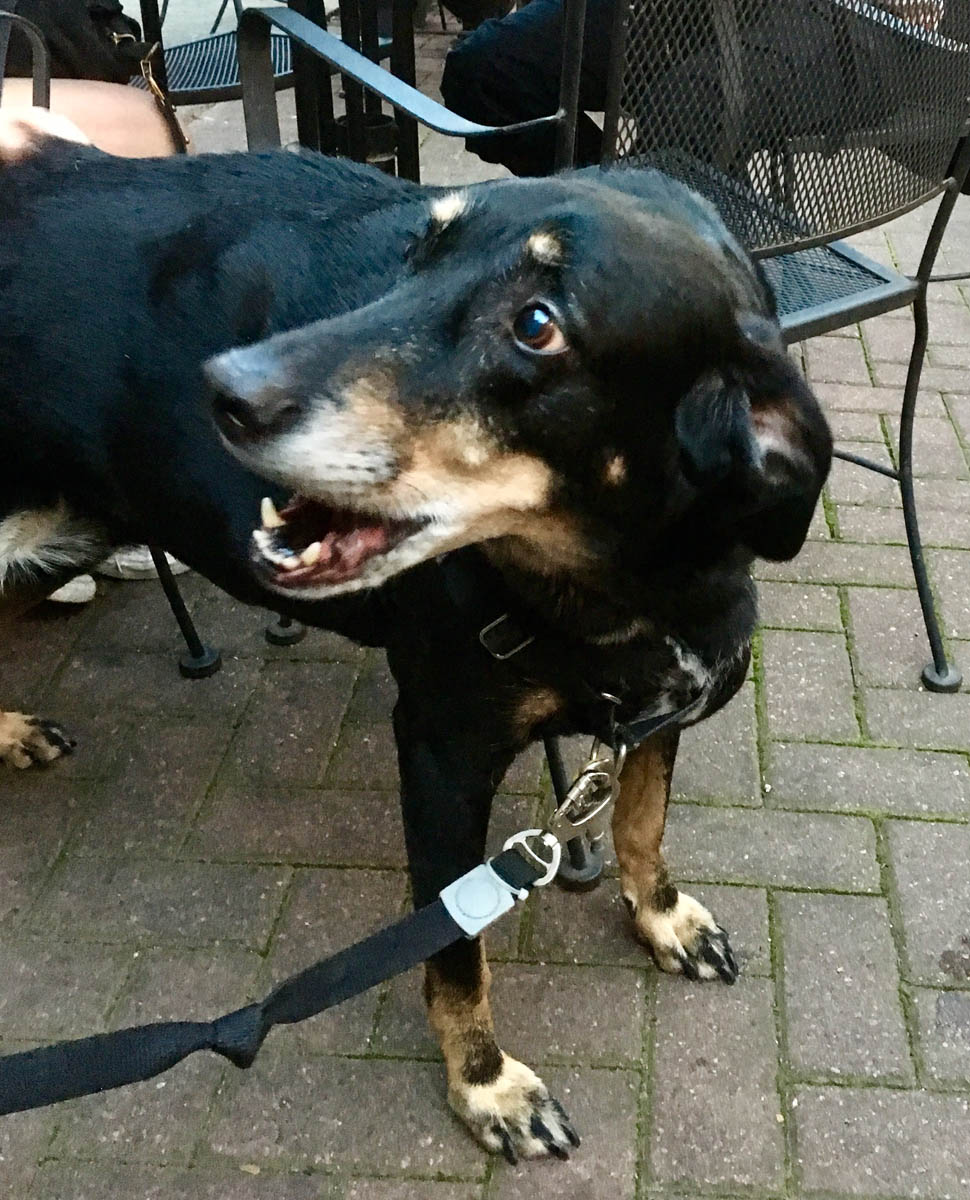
[512,304,566,355]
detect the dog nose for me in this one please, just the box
[206,349,304,442]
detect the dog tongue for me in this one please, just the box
[330,524,389,572]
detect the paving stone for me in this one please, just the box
[756,581,843,631]
[109,946,263,1029]
[487,963,645,1066]
[0,939,128,1039]
[929,548,970,640]
[29,859,290,948]
[665,805,880,891]
[0,1108,54,1199]
[886,416,969,479]
[886,820,970,987]
[911,987,970,1086]
[755,541,916,587]
[208,1051,485,1177]
[866,689,970,749]
[344,658,397,723]
[344,1182,481,1200]
[490,1067,638,1200]
[672,682,761,805]
[324,723,399,789]
[189,787,408,866]
[761,629,859,742]
[50,1057,224,1165]
[862,319,916,364]
[814,382,945,416]
[829,410,889,441]
[72,715,233,855]
[27,1164,328,1199]
[876,360,970,393]
[826,453,900,506]
[777,892,912,1083]
[767,741,970,817]
[794,1086,970,1197]
[847,585,927,689]
[223,661,359,788]
[0,788,80,924]
[948,392,970,442]
[44,650,260,718]
[264,868,408,1054]
[0,603,90,710]
[648,977,784,1192]
[805,335,871,385]
[836,502,970,548]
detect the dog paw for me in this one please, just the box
[0,711,75,769]
[625,889,738,984]
[449,1053,580,1163]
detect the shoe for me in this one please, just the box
[47,574,97,604]
[96,546,190,581]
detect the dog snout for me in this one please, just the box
[206,348,304,443]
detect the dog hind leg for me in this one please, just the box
[612,728,738,983]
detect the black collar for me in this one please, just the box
[437,548,698,750]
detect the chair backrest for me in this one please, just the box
[602,0,970,254]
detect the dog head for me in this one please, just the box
[206,171,831,599]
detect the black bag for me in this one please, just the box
[2,1,150,84]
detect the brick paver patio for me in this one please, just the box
[3,18,970,1199]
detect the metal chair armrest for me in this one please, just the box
[237,4,563,148]
[0,9,51,107]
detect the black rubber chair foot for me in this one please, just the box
[556,836,605,892]
[265,617,307,646]
[921,662,962,693]
[178,647,223,679]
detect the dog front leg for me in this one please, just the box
[612,729,737,983]
[394,701,579,1162]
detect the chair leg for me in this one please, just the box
[545,735,604,891]
[149,547,223,680]
[898,297,962,693]
[265,614,307,645]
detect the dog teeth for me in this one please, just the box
[301,541,322,567]
[261,496,285,529]
[282,555,302,570]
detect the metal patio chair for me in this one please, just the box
[134,0,295,105]
[600,0,970,693]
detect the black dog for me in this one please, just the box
[0,124,831,1160]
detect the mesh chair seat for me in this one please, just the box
[131,29,294,104]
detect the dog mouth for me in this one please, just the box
[252,495,427,590]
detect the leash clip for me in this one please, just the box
[502,829,562,887]
[478,614,535,661]
[548,738,627,839]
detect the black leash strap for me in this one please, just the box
[0,849,540,1117]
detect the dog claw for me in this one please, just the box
[494,1124,518,1165]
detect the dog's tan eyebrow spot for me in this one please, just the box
[603,454,627,486]
[526,231,563,265]
[430,191,468,228]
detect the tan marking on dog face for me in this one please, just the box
[512,685,562,743]
[603,454,627,486]
[339,371,407,445]
[430,191,468,228]
[526,231,562,265]
[0,110,90,165]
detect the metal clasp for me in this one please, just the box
[478,614,535,661]
[547,738,627,839]
[502,829,562,887]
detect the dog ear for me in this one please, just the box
[675,315,832,561]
